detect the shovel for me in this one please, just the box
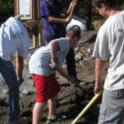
[71,92,102,124]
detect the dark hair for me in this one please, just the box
[67,25,81,39]
[24,20,39,36]
[92,0,122,8]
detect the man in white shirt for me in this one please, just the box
[0,17,39,124]
[92,0,124,124]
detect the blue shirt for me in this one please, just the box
[40,0,66,42]
[0,17,30,61]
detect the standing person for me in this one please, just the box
[92,0,124,124]
[40,0,79,81]
[0,16,38,124]
[29,25,81,124]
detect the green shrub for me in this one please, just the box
[0,0,14,16]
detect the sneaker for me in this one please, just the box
[17,78,24,87]
[46,116,57,124]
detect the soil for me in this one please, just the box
[0,30,101,124]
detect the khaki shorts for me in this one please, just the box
[98,89,124,124]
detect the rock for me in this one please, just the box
[0,74,5,86]
[22,66,32,79]
[80,82,86,85]
[2,88,9,94]
[75,52,83,61]
[22,89,31,95]
[0,29,100,124]
[74,47,79,52]
[92,20,105,30]
[0,95,7,105]
[87,48,92,54]
[19,79,35,95]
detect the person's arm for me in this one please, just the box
[67,0,78,15]
[50,40,60,64]
[50,40,73,83]
[47,16,71,24]
[16,53,24,83]
[56,66,74,84]
[94,58,106,94]
[40,0,71,24]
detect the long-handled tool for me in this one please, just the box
[71,92,102,124]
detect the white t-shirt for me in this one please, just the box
[92,11,124,90]
[29,38,70,76]
[66,18,86,32]
[0,17,30,60]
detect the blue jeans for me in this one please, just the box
[0,57,20,121]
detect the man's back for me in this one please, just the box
[0,17,30,61]
[93,10,124,90]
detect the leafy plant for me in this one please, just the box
[0,0,14,16]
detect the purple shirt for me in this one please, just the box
[40,0,66,42]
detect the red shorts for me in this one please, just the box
[32,74,60,102]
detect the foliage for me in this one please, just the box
[0,0,124,25]
[0,0,14,16]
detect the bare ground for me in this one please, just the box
[0,30,101,124]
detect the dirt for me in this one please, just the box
[0,30,101,124]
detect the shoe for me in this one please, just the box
[45,114,67,123]
[46,116,57,124]
[17,78,24,87]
